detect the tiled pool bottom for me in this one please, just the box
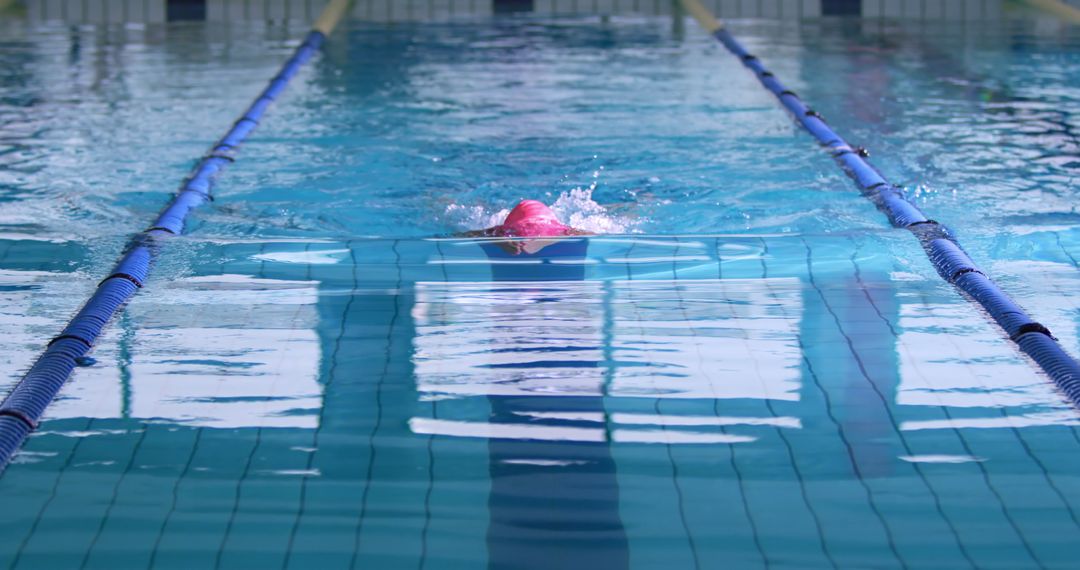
[1,233,1079,569]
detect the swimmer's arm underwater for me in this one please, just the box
[455,228,498,238]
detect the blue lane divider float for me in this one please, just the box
[708,27,1080,403]
[0,30,330,470]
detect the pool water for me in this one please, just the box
[1,13,1079,569]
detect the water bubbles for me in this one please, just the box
[443,203,509,230]
[550,186,634,234]
[443,179,638,235]
[912,183,943,202]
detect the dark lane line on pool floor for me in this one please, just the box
[479,240,631,570]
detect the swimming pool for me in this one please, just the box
[1,9,1079,569]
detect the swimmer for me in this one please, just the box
[459,199,590,254]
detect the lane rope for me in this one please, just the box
[678,0,1080,405]
[0,0,356,471]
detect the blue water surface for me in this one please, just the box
[0,12,1078,569]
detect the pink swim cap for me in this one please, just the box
[496,200,570,237]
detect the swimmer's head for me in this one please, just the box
[498,200,570,237]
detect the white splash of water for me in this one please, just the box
[446,166,637,234]
[443,203,510,231]
[550,187,633,234]
[550,166,635,234]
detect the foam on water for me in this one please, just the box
[443,168,639,235]
[552,168,639,234]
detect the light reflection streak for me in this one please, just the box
[897,301,1072,411]
[410,278,804,445]
[40,275,323,429]
[900,412,1080,431]
[409,418,760,445]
